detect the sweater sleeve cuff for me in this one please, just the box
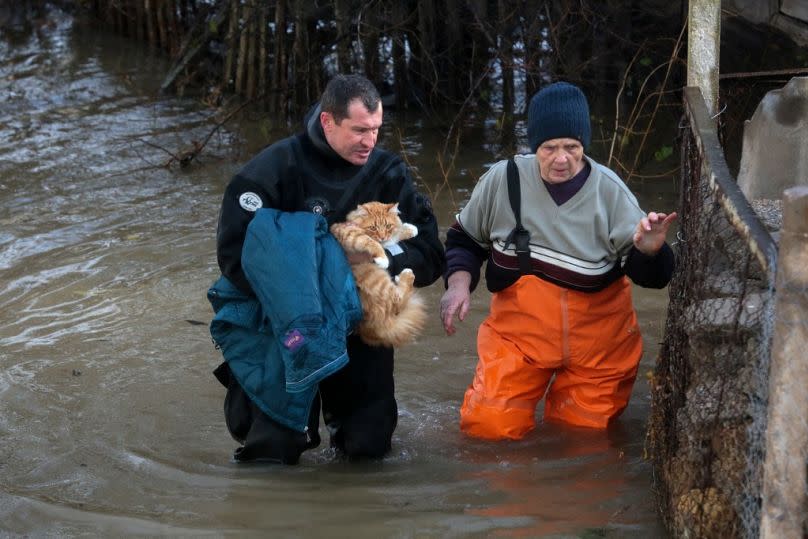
[444,248,482,292]
[624,243,675,289]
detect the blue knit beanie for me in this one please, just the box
[527,82,591,152]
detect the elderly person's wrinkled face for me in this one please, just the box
[536,137,585,184]
[321,99,383,165]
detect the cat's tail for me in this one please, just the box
[361,293,428,348]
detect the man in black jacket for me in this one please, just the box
[214,74,445,464]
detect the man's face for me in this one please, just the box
[536,137,585,184]
[321,99,383,165]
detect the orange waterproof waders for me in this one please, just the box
[460,275,642,440]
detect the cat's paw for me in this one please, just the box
[374,256,389,269]
[395,268,414,285]
[402,223,418,238]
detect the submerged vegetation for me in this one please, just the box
[64,0,688,177]
[2,1,802,178]
[72,1,685,113]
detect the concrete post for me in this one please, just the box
[760,186,808,539]
[687,0,721,116]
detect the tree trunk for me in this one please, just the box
[245,1,258,100]
[134,0,145,42]
[273,0,289,117]
[391,1,407,109]
[235,1,253,95]
[498,0,514,118]
[144,0,157,47]
[290,2,329,112]
[444,0,463,103]
[416,0,436,105]
[113,0,124,35]
[258,3,268,104]
[165,0,178,56]
[334,0,352,73]
[156,0,167,52]
[223,0,240,91]
[360,2,381,83]
[292,0,311,112]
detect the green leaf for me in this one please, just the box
[639,56,652,67]
[654,145,673,161]
[619,134,631,150]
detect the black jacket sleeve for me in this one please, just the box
[216,141,287,296]
[215,175,277,295]
[381,164,445,288]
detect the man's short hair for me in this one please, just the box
[320,74,381,123]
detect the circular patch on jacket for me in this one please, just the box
[304,196,331,216]
[238,192,263,212]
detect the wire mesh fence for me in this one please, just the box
[647,87,780,539]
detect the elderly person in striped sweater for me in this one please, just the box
[440,82,677,440]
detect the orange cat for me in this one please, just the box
[330,202,427,347]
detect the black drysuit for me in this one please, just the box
[213,107,445,463]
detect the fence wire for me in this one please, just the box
[647,90,779,539]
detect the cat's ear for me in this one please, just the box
[349,204,369,220]
[387,202,400,214]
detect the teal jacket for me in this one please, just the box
[208,208,362,432]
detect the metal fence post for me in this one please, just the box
[761,185,808,539]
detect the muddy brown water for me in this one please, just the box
[0,11,674,538]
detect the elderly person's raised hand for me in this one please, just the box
[633,211,678,256]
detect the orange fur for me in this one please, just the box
[330,202,427,347]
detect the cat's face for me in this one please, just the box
[347,202,402,242]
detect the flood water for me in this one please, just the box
[0,9,674,537]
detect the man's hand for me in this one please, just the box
[633,211,678,256]
[440,271,472,336]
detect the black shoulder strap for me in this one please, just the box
[504,159,533,274]
[506,159,522,223]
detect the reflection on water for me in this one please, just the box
[0,7,669,537]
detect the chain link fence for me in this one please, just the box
[647,87,780,539]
